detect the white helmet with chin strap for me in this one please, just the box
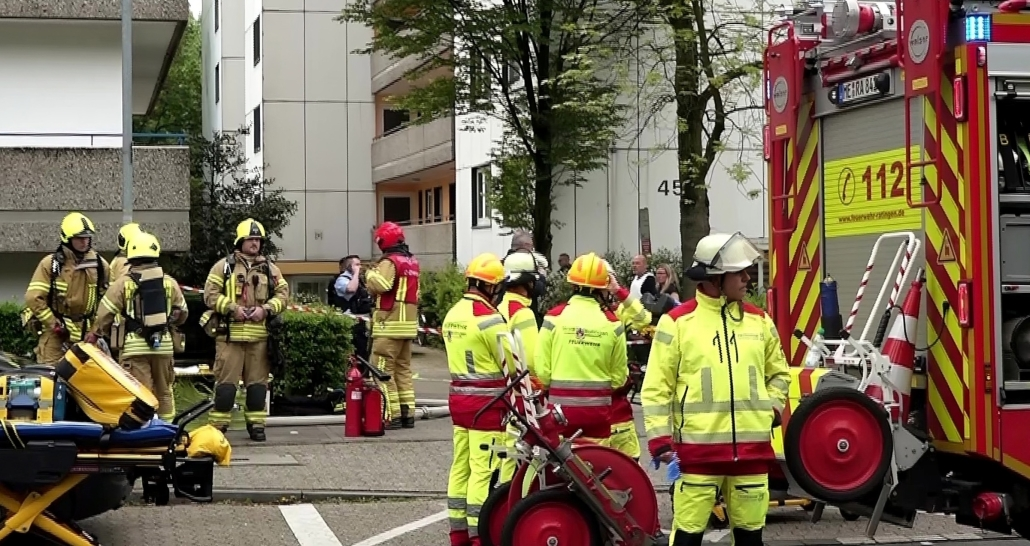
[685,232,761,280]
[503,252,538,284]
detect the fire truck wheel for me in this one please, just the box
[478,481,513,546]
[784,387,892,504]
[500,489,603,546]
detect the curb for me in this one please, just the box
[129,488,448,504]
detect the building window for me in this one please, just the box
[469,54,491,105]
[382,109,410,135]
[253,16,261,66]
[253,105,262,153]
[214,63,220,103]
[471,166,490,228]
[433,186,443,222]
[383,196,412,224]
[448,182,456,221]
[214,0,220,31]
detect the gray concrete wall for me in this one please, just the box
[0,146,191,252]
[0,0,189,21]
[372,116,455,183]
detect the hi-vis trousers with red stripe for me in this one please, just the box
[447,426,506,546]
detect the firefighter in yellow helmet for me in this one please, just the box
[110,223,143,280]
[202,219,290,441]
[87,233,188,421]
[535,252,628,445]
[495,251,544,484]
[642,232,790,546]
[444,253,513,546]
[23,213,110,364]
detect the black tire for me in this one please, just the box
[840,509,860,521]
[478,481,513,546]
[500,489,603,546]
[784,387,892,504]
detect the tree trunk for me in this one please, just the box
[672,19,711,299]
[532,160,555,262]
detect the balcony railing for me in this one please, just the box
[372,42,451,95]
[0,132,189,147]
[372,116,454,183]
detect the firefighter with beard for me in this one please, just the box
[23,213,110,364]
[495,251,544,484]
[642,232,790,546]
[365,221,421,429]
[536,252,628,445]
[88,233,188,421]
[444,253,513,546]
[203,219,290,441]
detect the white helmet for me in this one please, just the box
[690,232,761,276]
[504,252,538,284]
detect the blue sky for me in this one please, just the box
[189,0,200,16]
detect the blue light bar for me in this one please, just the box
[966,14,991,42]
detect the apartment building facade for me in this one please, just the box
[0,1,192,302]
[202,0,377,296]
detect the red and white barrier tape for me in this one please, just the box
[178,284,650,345]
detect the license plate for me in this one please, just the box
[838,74,888,104]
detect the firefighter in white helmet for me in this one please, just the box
[536,252,628,445]
[641,232,790,546]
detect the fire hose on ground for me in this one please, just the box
[266,404,450,427]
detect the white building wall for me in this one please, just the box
[244,0,264,174]
[203,0,247,137]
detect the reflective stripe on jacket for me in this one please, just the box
[25,249,109,341]
[641,292,790,474]
[366,253,420,339]
[203,253,289,342]
[92,266,188,357]
[536,295,628,432]
[444,293,513,431]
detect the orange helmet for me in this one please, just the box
[465,253,506,285]
[567,252,610,290]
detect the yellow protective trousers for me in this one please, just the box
[372,337,414,421]
[671,473,769,542]
[497,424,520,484]
[609,420,641,460]
[447,426,506,545]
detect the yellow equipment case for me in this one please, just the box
[54,342,158,429]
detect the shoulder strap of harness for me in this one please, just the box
[47,249,65,321]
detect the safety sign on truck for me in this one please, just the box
[824,146,924,238]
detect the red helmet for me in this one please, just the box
[374,222,405,250]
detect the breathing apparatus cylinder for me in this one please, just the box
[344,363,364,438]
[820,276,844,340]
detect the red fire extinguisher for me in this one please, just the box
[362,380,386,437]
[345,360,364,438]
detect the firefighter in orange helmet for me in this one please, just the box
[444,253,513,546]
[366,221,421,429]
[535,252,628,445]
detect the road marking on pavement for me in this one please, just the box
[279,503,344,546]
[351,509,448,546]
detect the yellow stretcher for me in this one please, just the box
[0,400,217,545]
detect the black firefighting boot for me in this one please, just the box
[386,416,403,430]
[671,531,704,546]
[730,528,764,546]
[247,423,266,442]
[400,405,415,429]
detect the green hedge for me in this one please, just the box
[0,302,37,358]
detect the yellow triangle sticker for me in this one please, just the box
[798,242,812,271]
[938,229,957,263]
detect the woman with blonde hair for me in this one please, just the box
[655,263,680,301]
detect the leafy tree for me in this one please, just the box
[339,0,647,260]
[134,14,202,138]
[164,131,298,287]
[653,0,766,295]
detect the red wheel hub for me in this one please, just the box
[509,500,595,546]
[797,397,884,493]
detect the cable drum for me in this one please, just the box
[1002,316,1030,382]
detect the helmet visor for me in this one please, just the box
[695,232,760,274]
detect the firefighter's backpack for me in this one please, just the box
[54,343,157,429]
[125,267,170,350]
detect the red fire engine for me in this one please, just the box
[765,0,1030,537]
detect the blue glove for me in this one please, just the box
[650,453,681,482]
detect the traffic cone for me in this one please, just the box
[866,274,923,421]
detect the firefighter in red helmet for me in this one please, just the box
[366,221,422,429]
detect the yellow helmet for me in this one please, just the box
[117,223,142,252]
[567,252,610,290]
[465,253,506,285]
[235,218,267,246]
[126,232,161,260]
[60,212,96,244]
[185,424,233,466]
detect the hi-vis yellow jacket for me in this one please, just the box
[92,265,188,357]
[443,293,514,431]
[203,252,289,342]
[536,295,628,437]
[612,287,652,331]
[641,292,790,472]
[499,291,539,377]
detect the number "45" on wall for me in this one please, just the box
[658,180,681,196]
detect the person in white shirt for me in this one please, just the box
[334,255,361,302]
[629,254,659,300]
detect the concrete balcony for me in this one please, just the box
[372,116,454,184]
[371,42,451,95]
[372,222,455,269]
[0,143,191,253]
